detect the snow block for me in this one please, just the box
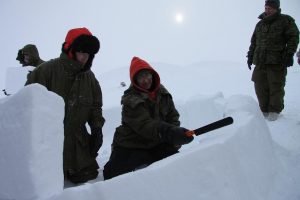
[0,84,64,200]
[177,92,225,129]
[5,66,34,95]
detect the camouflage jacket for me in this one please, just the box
[112,85,180,149]
[25,53,105,171]
[248,10,299,65]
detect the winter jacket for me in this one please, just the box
[25,52,105,172]
[17,44,44,67]
[248,10,299,65]
[112,57,180,149]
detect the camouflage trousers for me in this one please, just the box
[251,64,287,113]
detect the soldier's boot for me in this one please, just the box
[263,112,269,118]
[268,112,279,121]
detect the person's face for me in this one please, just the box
[23,54,30,64]
[75,52,89,66]
[136,70,153,90]
[265,5,277,17]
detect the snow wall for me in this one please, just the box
[0,84,64,200]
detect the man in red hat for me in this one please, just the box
[26,27,105,184]
[103,57,194,180]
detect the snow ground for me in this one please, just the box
[1,61,299,200]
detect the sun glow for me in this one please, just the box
[175,13,184,23]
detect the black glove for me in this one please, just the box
[297,57,300,65]
[90,127,103,157]
[283,53,294,67]
[247,55,253,70]
[158,122,194,146]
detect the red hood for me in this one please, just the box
[130,57,160,98]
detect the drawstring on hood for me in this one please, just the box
[130,57,160,99]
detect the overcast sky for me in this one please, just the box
[0,0,299,91]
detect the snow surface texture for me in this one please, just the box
[1,62,300,200]
[0,84,65,200]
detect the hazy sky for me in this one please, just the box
[0,0,299,91]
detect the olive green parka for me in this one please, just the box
[247,10,299,65]
[112,57,180,150]
[25,53,105,173]
[17,44,44,67]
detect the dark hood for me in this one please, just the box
[16,44,44,67]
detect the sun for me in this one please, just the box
[175,13,184,23]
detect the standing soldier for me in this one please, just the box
[25,27,105,184]
[247,0,299,121]
[16,44,44,67]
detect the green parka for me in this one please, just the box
[112,57,180,150]
[248,10,299,65]
[25,53,105,172]
[17,44,44,67]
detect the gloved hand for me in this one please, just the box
[247,55,253,70]
[158,122,194,146]
[298,57,300,65]
[283,53,294,67]
[90,127,103,157]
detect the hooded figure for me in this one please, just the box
[25,27,105,184]
[103,57,193,180]
[16,44,44,67]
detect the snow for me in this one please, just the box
[0,84,65,200]
[0,61,299,200]
[0,1,299,199]
[4,67,34,95]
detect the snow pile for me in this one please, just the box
[0,84,65,200]
[47,94,280,200]
[1,62,299,200]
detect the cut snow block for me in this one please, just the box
[0,84,64,200]
[177,92,225,129]
[5,66,34,95]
